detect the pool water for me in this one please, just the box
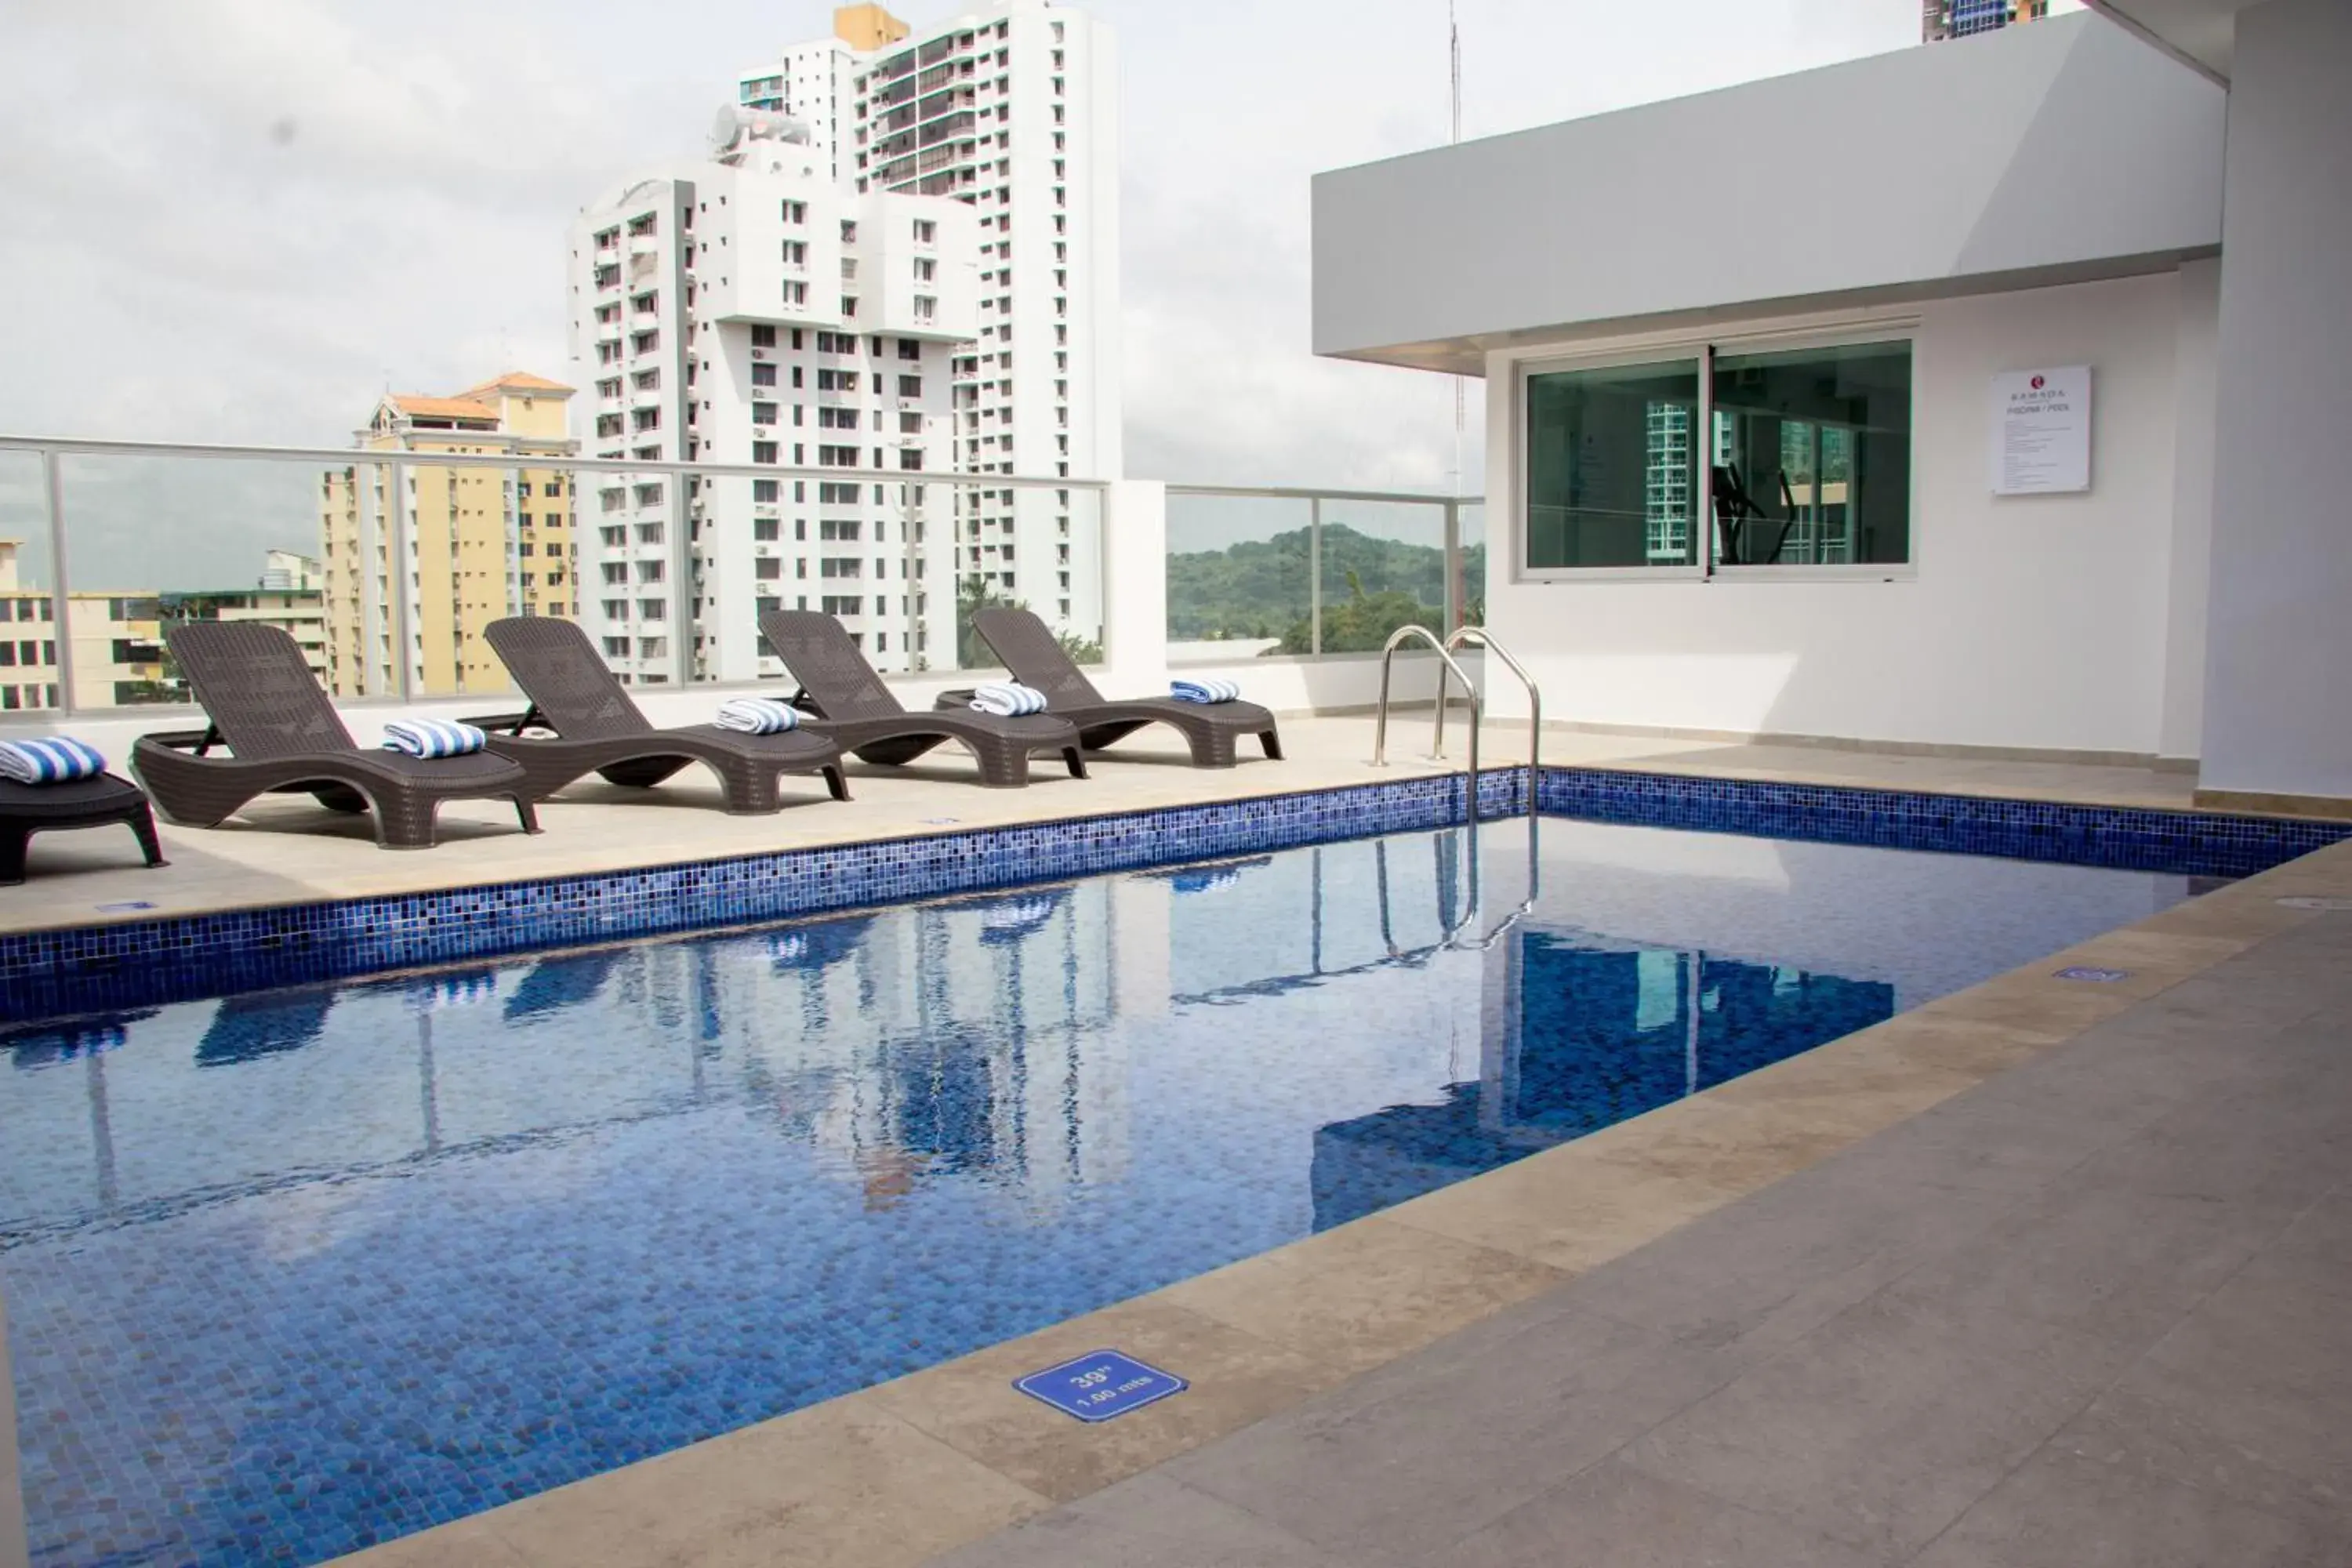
[0,817,2198,1566]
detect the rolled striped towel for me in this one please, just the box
[0,737,107,783]
[970,681,1047,717]
[716,697,800,734]
[1170,677,1241,705]
[381,720,489,758]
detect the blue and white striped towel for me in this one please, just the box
[381,720,489,758]
[0,737,107,784]
[1170,677,1242,705]
[716,698,800,734]
[970,681,1047,717]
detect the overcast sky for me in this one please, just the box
[0,0,1938,589]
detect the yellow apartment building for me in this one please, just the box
[0,540,330,713]
[319,372,578,697]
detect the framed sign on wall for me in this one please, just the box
[1990,365,2092,495]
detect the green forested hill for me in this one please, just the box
[1167,524,1486,653]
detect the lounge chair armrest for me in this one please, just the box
[462,710,545,737]
[136,728,225,756]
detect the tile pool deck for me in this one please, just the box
[6,717,2344,1566]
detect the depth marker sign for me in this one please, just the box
[1014,1350,1186,1423]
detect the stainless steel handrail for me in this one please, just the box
[1370,623,1483,826]
[1436,626,1540,793]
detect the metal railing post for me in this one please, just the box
[1308,495,1323,656]
[1443,497,1463,636]
[387,456,413,702]
[39,448,78,717]
[1438,628,1540,813]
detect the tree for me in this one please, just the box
[1276,569,1441,655]
[956,575,1102,669]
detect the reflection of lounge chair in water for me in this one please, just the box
[196,989,337,1067]
[971,890,1066,945]
[766,916,876,973]
[3,1011,156,1069]
[1138,855,1272,896]
[502,950,623,1022]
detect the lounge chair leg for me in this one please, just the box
[1064,746,1088,780]
[823,765,851,803]
[129,803,169,868]
[0,827,28,886]
[514,795,543,835]
[1261,731,1284,761]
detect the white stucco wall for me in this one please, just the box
[1477,271,2216,758]
[2196,0,2352,799]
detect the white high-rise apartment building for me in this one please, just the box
[566,113,979,681]
[739,0,1120,647]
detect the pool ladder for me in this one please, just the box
[1370,625,1542,823]
[1370,625,1544,949]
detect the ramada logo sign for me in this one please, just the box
[2030,375,2045,390]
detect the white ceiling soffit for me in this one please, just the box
[2089,0,2262,79]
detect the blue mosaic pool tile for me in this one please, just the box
[1,764,2339,1025]
[1535,768,2350,880]
[0,775,1483,1023]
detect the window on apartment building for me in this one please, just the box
[755,558,783,580]
[632,331,659,354]
[913,257,936,284]
[913,296,936,323]
[752,362,778,387]
[753,441,779,464]
[841,296,858,318]
[821,596,862,615]
[603,636,630,658]
[637,560,665,583]
[636,521,666,544]
[753,478,780,502]
[783,281,808,306]
[603,599,630,621]
[818,406,860,430]
[897,374,922,397]
[627,212,656,235]
[898,412,924,434]
[819,519,862,541]
[791,365,804,387]
[751,402,779,426]
[818,445,859,467]
[1521,338,1913,575]
[631,408,660,431]
[782,239,808,265]
[818,481,860,504]
[753,518,780,541]
[752,324,777,347]
[639,598,667,621]
[782,200,808,223]
[633,368,659,389]
[819,557,862,579]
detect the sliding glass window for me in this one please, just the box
[1710,339,1911,568]
[1524,338,1912,576]
[1525,358,1701,571]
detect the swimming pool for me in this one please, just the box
[2,815,2202,1565]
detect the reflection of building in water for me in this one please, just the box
[1311,927,1894,1229]
[596,875,1138,1214]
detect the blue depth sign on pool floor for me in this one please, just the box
[1014,1350,1188,1423]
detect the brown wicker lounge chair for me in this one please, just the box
[477,616,848,811]
[969,607,1284,768]
[0,774,168,884]
[758,610,1085,788]
[132,623,540,851]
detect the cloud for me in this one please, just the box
[0,0,1918,589]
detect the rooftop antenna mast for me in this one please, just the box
[1448,1,1465,506]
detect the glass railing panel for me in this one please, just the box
[948,480,1102,672]
[1165,492,1312,664]
[1316,497,1450,650]
[56,453,329,712]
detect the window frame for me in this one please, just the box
[1514,320,1921,586]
